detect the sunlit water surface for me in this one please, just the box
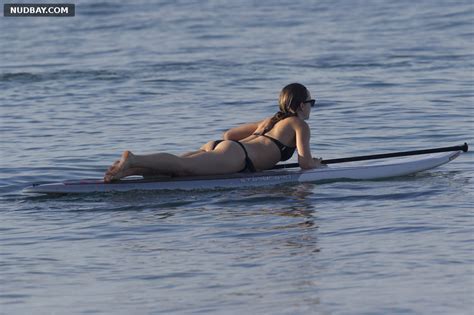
[1,1,473,314]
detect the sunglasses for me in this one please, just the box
[304,99,316,107]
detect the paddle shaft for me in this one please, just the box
[272,143,468,169]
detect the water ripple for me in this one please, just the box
[1,0,472,314]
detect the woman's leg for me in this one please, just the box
[180,140,219,157]
[106,161,153,177]
[104,151,186,182]
[180,150,205,158]
[104,142,245,182]
[179,141,245,175]
[116,167,165,178]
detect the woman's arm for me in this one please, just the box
[295,121,322,169]
[180,140,218,157]
[223,120,262,141]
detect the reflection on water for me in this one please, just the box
[1,0,472,313]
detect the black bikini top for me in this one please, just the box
[254,133,296,161]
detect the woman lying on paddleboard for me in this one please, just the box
[104,83,323,182]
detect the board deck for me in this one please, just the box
[23,151,461,194]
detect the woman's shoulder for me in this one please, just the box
[284,116,308,129]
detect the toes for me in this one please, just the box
[107,160,121,173]
[104,154,131,183]
[109,160,120,169]
[104,174,116,183]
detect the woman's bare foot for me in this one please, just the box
[104,151,134,182]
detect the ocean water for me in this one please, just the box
[1,0,473,314]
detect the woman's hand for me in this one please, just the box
[298,156,324,169]
[200,140,218,152]
[312,157,324,168]
[253,117,272,135]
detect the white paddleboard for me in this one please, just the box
[23,151,461,194]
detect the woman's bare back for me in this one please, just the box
[240,117,300,170]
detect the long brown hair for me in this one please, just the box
[259,83,309,134]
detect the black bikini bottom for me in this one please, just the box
[212,140,256,173]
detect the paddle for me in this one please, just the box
[272,143,468,169]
